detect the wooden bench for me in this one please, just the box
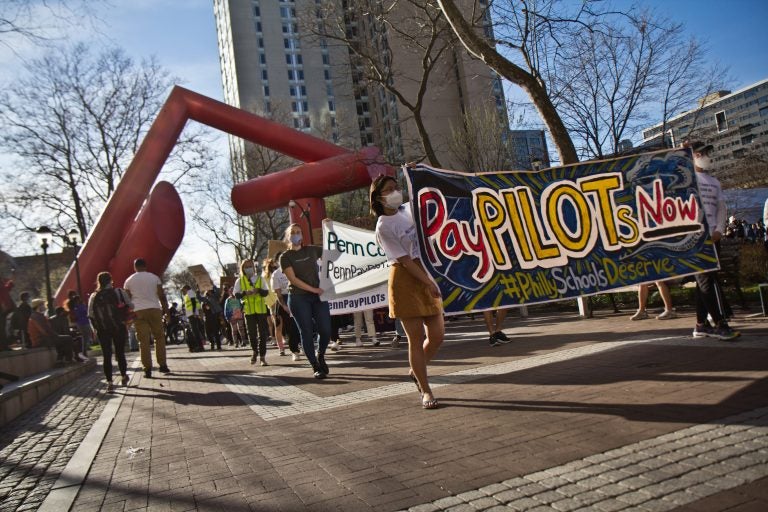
[0,348,95,427]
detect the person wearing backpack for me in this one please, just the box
[88,272,131,392]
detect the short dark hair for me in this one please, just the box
[134,258,147,269]
[369,174,398,217]
[96,272,112,290]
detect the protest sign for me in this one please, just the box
[319,220,390,314]
[404,148,719,314]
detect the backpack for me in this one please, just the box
[90,288,128,333]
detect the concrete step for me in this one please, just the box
[0,358,96,427]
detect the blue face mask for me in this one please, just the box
[290,234,302,245]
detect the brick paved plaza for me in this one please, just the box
[1,308,767,512]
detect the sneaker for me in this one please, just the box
[329,342,339,351]
[121,374,129,386]
[279,350,286,356]
[630,310,649,321]
[159,366,171,374]
[318,355,329,375]
[372,338,380,346]
[489,336,502,347]
[656,310,677,320]
[493,331,511,343]
[712,323,740,341]
[260,358,269,366]
[292,352,301,362]
[313,370,327,379]
[144,370,152,378]
[107,382,115,393]
[250,358,257,365]
[391,335,401,348]
[692,323,715,338]
[355,339,363,347]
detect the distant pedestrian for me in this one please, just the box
[263,258,286,356]
[17,291,32,348]
[371,174,444,409]
[0,272,15,351]
[233,259,270,365]
[629,281,677,321]
[353,308,379,347]
[88,272,131,391]
[271,251,301,361]
[202,290,222,350]
[124,258,170,378]
[224,289,246,348]
[66,295,94,358]
[182,285,205,352]
[485,309,511,346]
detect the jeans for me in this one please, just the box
[288,293,331,367]
[97,327,127,382]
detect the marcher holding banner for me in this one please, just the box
[370,174,444,410]
[280,224,332,379]
[689,141,739,341]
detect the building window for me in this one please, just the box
[715,111,728,132]
[263,85,270,96]
[288,70,295,80]
[259,53,266,64]
[324,69,331,80]
[256,21,262,32]
[328,101,335,111]
[258,38,263,48]
[322,54,330,65]
[262,70,268,80]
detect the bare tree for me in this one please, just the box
[0,0,98,51]
[436,0,580,164]
[446,103,522,172]
[0,43,214,242]
[306,0,462,167]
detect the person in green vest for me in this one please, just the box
[233,258,270,365]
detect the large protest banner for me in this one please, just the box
[404,148,720,315]
[319,220,390,315]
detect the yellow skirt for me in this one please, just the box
[388,262,443,319]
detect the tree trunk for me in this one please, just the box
[436,0,578,165]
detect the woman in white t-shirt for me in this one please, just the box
[370,174,444,409]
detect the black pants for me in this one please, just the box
[96,328,127,382]
[695,270,725,325]
[205,318,221,349]
[244,313,269,359]
[188,316,205,351]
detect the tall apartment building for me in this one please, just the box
[641,78,768,188]
[212,0,508,177]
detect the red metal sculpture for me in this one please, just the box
[54,86,394,304]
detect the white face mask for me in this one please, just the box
[382,190,403,209]
[694,155,712,170]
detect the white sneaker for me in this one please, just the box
[355,339,363,347]
[630,310,648,321]
[292,352,300,361]
[329,341,339,351]
[656,310,677,320]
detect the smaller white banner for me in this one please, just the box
[319,220,390,314]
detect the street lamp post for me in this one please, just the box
[64,229,83,299]
[288,199,314,245]
[35,226,54,316]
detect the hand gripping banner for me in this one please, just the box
[404,148,719,315]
